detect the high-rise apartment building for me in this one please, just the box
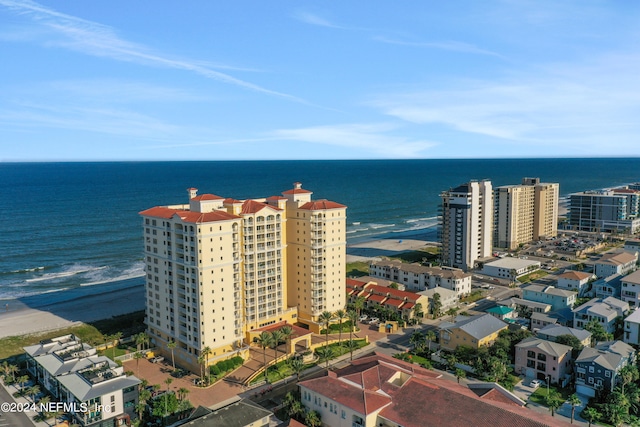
[569,190,640,233]
[439,180,493,271]
[139,183,346,371]
[494,177,559,250]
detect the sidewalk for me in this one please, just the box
[0,380,57,427]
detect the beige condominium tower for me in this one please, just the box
[494,178,559,250]
[439,180,493,271]
[139,183,346,371]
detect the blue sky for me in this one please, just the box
[1,1,640,161]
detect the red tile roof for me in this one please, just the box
[347,278,368,287]
[192,194,224,201]
[367,294,387,303]
[384,299,404,308]
[223,198,243,204]
[368,284,419,302]
[301,376,391,415]
[266,195,287,200]
[282,188,312,195]
[254,321,311,338]
[299,200,346,210]
[402,302,415,310]
[240,199,282,214]
[139,207,239,223]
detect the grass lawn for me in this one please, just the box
[389,249,439,264]
[529,385,571,406]
[460,290,485,304]
[98,345,131,360]
[346,261,369,277]
[518,271,549,283]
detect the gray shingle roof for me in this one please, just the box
[515,337,573,358]
[451,314,508,340]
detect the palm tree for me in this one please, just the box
[409,330,425,353]
[271,330,285,363]
[334,309,347,347]
[426,330,437,352]
[288,357,305,382]
[27,384,40,402]
[167,339,177,370]
[354,296,365,317]
[347,310,358,360]
[17,375,29,394]
[177,387,189,402]
[134,333,146,352]
[316,346,334,371]
[344,340,359,361]
[197,355,206,384]
[568,393,581,424]
[279,325,294,356]
[201,346,212,384]
[256,332,273,383]
[455,368,466,384]
[583,406,601,427]
[111,332,123,359]
[305,410,322,427]
[134,351,144,376]
[318,311,334,349]
[413,303,424,322]
[545,391,562,417]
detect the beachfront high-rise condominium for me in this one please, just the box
[569,190,640,234]
[439,180,493,271]
[494,177,559,250]
[139,183,346,371]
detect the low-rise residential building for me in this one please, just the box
[439,314,508,351]
[536,324,592,348]
[594,274,622,299]
[369,259,472,296]
[24,334,140,427]
[530,312,558,332]
[514,337,573,385]
[497,297,552,316]
[298,352,565,427]
[594,252,638,278]
[575,341,636,397]
[621,270,640,308]
[556,271,594,297]
[481,258,541,280]
[623,310,640,346]
[573,297,629,334]
[346,279,428,321]
[522,285,577,311]
[624,239,640,254]
[486,306,516,321]
[418,287,458,314]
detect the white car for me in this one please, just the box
[369,317,379,324]
[530,379,542,389]
[359,315,368,322]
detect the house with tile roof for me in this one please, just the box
[594,251,638,278]
[536,324,592,348]
[522,285,577,311]
[346,279,428,321]
[515,337,574,385]
[439,314,509,351]
[575,340,635,397]
[556,270,594,297]
[369,259,472,296]
[298,352,570,427]
[573,296,629,334]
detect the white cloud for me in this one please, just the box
[272,123,436,158]
[374,36,505,58]
[0,0,304,102]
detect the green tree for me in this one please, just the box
[555,334,584,353]
[197,355,206,384]
[319,311,335,349]
[389,282,399,289]
[431,293,442,318]
[583,406,601,427]
[201,346,212,385]
[413,302,424,321]
[410,330,425,353]
[426,330,437,352]
[111,332,123,359]
[347,310,358,360]
[584,319,613,343]
[354,296,366,317]
[271,329,285,363]
[305,410,322,427]
[335,309,347,347]
[167,339,177,370]
[134,351,144,376]
[279,325,294,356]
[27,384,40,402]
[17,375,29,394]
[316,346,335,371]
[455,368,466,384]
[568,393,581,424]
[288,357,305,382]
[256,332,273,383]
[545,391,562,417]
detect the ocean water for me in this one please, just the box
[1,158,638,305]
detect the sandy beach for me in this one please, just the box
[0,284,145,339]
[346,238,437,263]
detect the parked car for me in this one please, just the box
[530,379,542,389]
[150,356,164,363]
[171,369,187,378]
[359,315,368,322]
[369,317,379,325]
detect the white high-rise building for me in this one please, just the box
[439,180,493,271]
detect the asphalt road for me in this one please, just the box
[0,385,33,427]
